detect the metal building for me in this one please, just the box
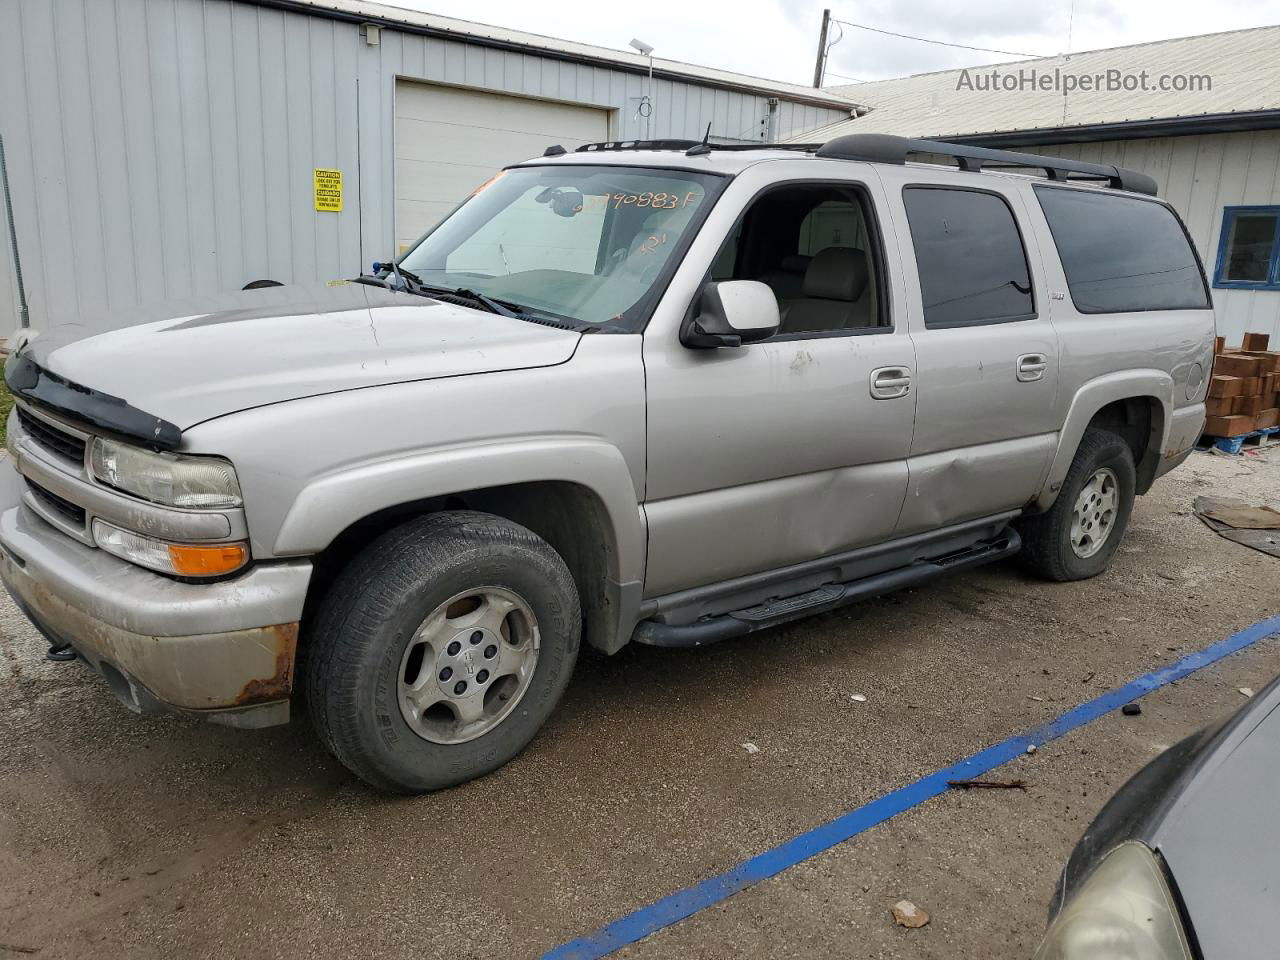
[802,25,1280,344]
[0,0,856,335]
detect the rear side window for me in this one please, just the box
[1034,186,1209,313]
[903,187,1035,328]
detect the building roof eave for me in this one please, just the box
[940,109,1280,147]
[237,0,864,111]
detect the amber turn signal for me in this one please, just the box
[91,519,250,578]
[167,542,249,577]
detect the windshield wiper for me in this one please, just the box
[394,264,427,289]
[451,288,527,320]
[369,268,586,330]
[357,269,520,316]
[354,261,426,292]
[408,280,540,321]
[353,262,427,293]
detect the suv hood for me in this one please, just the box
[15,282,581,433]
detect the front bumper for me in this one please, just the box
[0,502,312,728]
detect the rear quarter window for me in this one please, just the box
[1034,185,1210,314]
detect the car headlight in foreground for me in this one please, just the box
[1034,842,1193,960]
[89,437,242,509]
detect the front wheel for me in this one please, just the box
[1017,428,1137,582]
[306,511,581,793]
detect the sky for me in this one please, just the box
[379,0,1278,87]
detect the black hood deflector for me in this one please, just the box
[5,350,182,451]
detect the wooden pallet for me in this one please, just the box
[1199,425,1280,454]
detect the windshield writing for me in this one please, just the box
[399,166,722,330]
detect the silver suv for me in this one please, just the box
[0,134,1214,792]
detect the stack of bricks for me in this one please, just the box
[1205,332,1280,438]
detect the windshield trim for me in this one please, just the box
[395,163,734,334]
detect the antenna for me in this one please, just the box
[685,123,713,156]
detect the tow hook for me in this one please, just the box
[45,642,76,662]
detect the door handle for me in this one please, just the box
[1017,353,1048,383]
[870,366,911,400]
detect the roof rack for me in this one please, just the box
[814,133,1158,196]
[572,139,819,156]
[577,139,703,153]
[548,133,1158,196]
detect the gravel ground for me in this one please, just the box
[1,447,1278,959]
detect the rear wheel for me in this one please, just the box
[306,511,580,793]
[1018,428,1136,582]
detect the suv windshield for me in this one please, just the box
[398,165,724,331]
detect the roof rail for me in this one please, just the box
[815,133,1157,196]
[555,134,1159,196]
[572,139,820,156]
[576,139,703,153]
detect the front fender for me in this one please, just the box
[272,435,646,589]
[1034,370,1174,512]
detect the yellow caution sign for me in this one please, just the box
[314,168,342,212]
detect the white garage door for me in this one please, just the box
[394,82,610,252]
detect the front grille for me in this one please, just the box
[26,478,87,529]
[17,408,87,464]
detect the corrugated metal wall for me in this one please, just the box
[1030,131,1280,344]
[0,0,848,335]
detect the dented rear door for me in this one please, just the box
[882,169,1060,535]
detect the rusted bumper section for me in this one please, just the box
[0,503,312,729]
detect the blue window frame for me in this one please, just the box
[1214,205,1280,290]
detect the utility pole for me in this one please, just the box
[647,50,655,138]
[0,133,29,329]
[812,9,831,88]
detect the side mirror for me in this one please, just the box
[681,280,780,349]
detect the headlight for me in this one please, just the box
[89,438,242,509]
[1034,842,1193,960]
[92,519,249,577]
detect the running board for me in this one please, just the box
[632,531,1021,649]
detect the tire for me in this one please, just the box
[306,511,581,793]
[1017,428,1137,582]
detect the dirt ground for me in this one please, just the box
[2,447,1278,960]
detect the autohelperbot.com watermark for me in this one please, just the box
[956,66,1212,96]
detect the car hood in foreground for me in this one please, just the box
[1054,673,1280,957]
[1147,676,1280,956]
[15,282,582,432]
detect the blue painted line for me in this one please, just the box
[545,614,1280,960]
